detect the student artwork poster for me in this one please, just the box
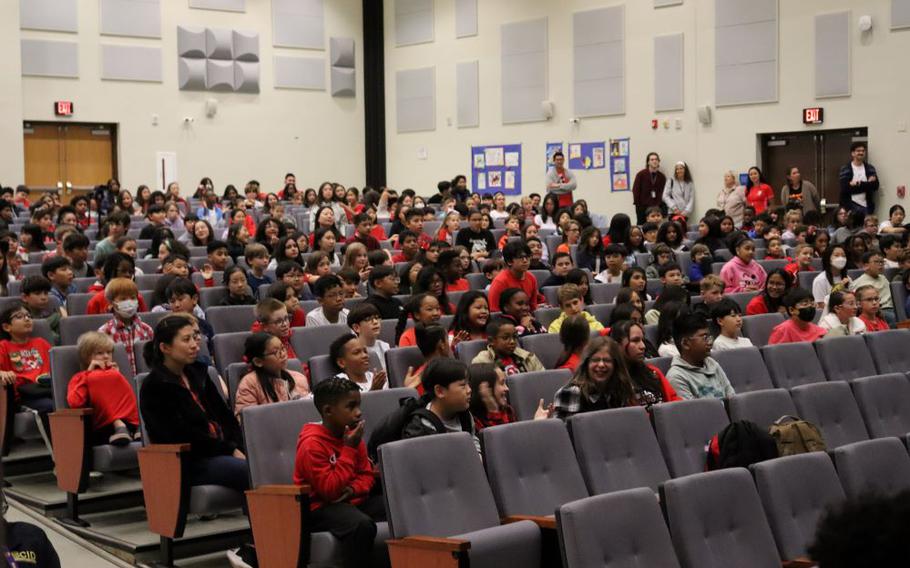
[471,144,522,195]
[546,142,564,171]
[610,137,631,192]
[568,142,607,170]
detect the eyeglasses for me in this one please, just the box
[267,316,290,325]
[264,346,287,358]
[861,297,881,303]
[589,357,613,365]
[10,312,32,321]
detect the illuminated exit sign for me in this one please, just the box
[803,107,823,124]
[54,101,74,116]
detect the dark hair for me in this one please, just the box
[554,314,590,368]
[243,332,296,402]
[450,291,488,336]
[745,166,769,193]
[106,210,131,229]
[762,268,793,313]
[827,290,853,312]
[502,241,531,264]
[782,287,814,309]
[540,193,560,224]
[849,141,867,153]
[0,302,28,340]
[413,265,452,315]
[21,224,46,252]
[145,227,177,259]
[367,250,388,267]
[41,256,71,279]
[305,251,331,275]
[708,298,742,335]
[348,302,381,327]
[272,235,303,266]
[396,293,433,344]
[313,274,343,298]
[608,320,665,396]
[415,322,447,357]
[615,286,641,308]
[255,217,289,250]
[368,264,395,286]
[421,358,467,399]
[671,311,708,350]
[657,221,685,249]
[621,267,647,289]
[223,265,248,286]
[338,267,360,285]
[551,251,573,267]
[657,262,682,279]
[498,287,526,316]
[165,277,197,302]
[21,275,51,295]
[606,213,632,247]
[143,314,196,370]
[103,252,135,283]
[313,377,360,416]
[653,285,689,311]
[468,363,501,420]
[861,250,882,264]
[206,239,229,256]
[63,232,90,252]
[609,302,641,326]
[821,244,852,285]
[572,337,635,406]
[565,268,593,304]
[275,260,303,280]
[329,332,359,371]
[658,302,690,347]
[267,280,295,303]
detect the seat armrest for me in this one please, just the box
[502,515,557,530]
[247,484,311,568]
[137,444,192,539]
[49,409,93,493]
[388,536,470,568]
[783,560,816,568]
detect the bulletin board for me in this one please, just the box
[471,144,522,195]
[546,142,563,171]
[609,137,631,192]
[568,141,607,170]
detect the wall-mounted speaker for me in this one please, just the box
[697,104,712,125]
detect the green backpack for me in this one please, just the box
[768,415,827,456]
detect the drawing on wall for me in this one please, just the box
[472,144,521,195]
[568,142,606,170]
[610,137,631,192]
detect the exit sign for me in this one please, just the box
[803,107,824,124]
[54,101,74,116]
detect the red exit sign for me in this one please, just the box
[803,107,824,124]
[54,101,74,116]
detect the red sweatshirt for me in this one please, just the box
[488,269,539,312]
[67,368,139,430]
[293,423,375,510]
[86,291,148,315]
[0,338,52,388]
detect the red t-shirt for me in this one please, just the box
[489,269,539,312]
[0,337,52,388]
[445,279,470,293]
[398,327,417,347]
[768,319,827,345]
[67,368,140,430]
[859,314,890,332]
[746,183,773,214]
[746,295,773,316]
[557,353,581,372]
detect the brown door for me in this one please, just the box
[23,124,65,188]
[819,129,868,209]
[23,122,117,203]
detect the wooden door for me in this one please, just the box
[62,125,114,188]
[23,124,65,188]
[819,129,868,208]
[23,122,116,203]
[760,132,818,206]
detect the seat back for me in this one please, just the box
[790,381,869,449]
[752,452,845,560]
[726,292,758,313]
[652,398,730,477]
[50,344,133,409]
[556,488,681,568]
[308,355,337,386]
[384,347,423,388]
[833,437,910,499]
[59,314,111,345]
[741,313,785,348]
[892,281,907,321]
[590,282,620,304]
[205,305,257,335]
[506,369,572,421]
[66,293,96,315]
[712,347,773,393]
[241,398,320,487]
[850,373,910,439]
[533,307,563,330]
[814,335,877,381]
[360,388,417,446]
[198,286,228,308]
[727,389,798,430]
[31,318,56,346]
[585,303,614,327]
[481,419,588,517]
[518,333,562,369]
[863,329,910,374]
[660,468,781,568]
[645,356,672,377]
[290,324,352,364]
[568,407,670,494]
[761,342,826,389]
[212,331,251,374]
[379,433,500,538]
[456,339,488,366]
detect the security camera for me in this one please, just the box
[569,117,580,125]
[183,117,195,123]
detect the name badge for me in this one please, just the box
[651,191,656,199]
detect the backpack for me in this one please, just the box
[768,415,827,457]
[367,396,445,461]
[706,420,779,471]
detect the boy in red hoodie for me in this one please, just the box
[293,377,386,568]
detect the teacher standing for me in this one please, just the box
[545,151,577,208]
[632,152,666,224]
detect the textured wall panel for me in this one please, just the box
[205,28,234,60]
[233,61,259,93]
[205,59,234,91]
[501,17,548,123]
[654,33,684,111]
[272,0,325,49]
[455,0,477,38]
[456,60,479,127]
[100,0,161,38]
[396,66,435,132]
[178,57,206,89]
[573,7,624,117]
[178,26,206,58]
[101,44,162,82]
[232,30,259,62]
[20,0,78,32]
[815,11,850,98]
[274,56,325,90]
[396,0,435,46]
[715,0,778,106]
[21,39,79,78]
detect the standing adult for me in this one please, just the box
[450,175,471,203]
[745,166,773,214]
[632,152,666,224]
[716,170,747,227]
[780,166,821,215]
[92,178,121,218]
[838,141,879,214]
[545,151,577,209]
[662,161,695,225]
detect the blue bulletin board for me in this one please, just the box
[567,141,607,170]
[609,137,631,192]
[546,142,564,171]
[471,144,522,195]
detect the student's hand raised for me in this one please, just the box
[370,370,387,391]
[403,367,420,389]
[343,420,365,447]
[533,399,555,420]
[201,263,214,280]
[451,329,471,349]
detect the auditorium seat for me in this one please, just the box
[289,323,351,364]
[741,313,785,348]
[833,437,910,499]
[506,369,571,421]
[518,333,562,369]
[758,259,788,273]
[761,342,826,389]
[384,346,423,388]
[726,291,759,313]
[863,329,910,374]
[212,331,251,374]
[814,335,877,381]
[466,273,487,291]
[585,303,613,326]
[65,293,96,316]
[456,338,488,366]
[646,356,672,376]
[652,398,729,478]
[533,307,562,330]
[198,286,227,308]
[60,314,111,345]
[206,305,257,335]
[790,381,869,449]
[541,286,559,307]
[589,282,620,304]
[360,387,417,447]
[727,389,798,430]
[849,373,910,443]
[712,346,774,393]
[890,281,907,321]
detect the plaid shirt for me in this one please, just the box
[553,382,616,421]
[473,406,516,432]
[99,316,154,375]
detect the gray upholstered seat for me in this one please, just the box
[188,485,243,515]
[850,373,910,440]
[360,388,418,447]
[727,389,798,430]
[556,488,681,568]
[741,313,785,348]
[308,354,336,386]
[567,406,670,494]
[206,305,257,335]
[532,307,562,330]
[590,282,620,304]
[65,293,96,316]
[481,419,588,517]
[198,286,228,308]
[814,335,877,382]
[726,291,758,313]
[712,346,774,393]
[761,342,827,389]
[652,398,729,477]
[863,329,910,374]
[211,331,251,374]
[660,468,781,568]
[833,437,910,499]
[506,369,572,421]
[752,452,845,561]
[59,314,111,345]
[289,323,352,363]
[790,381,869,449]
[384,346,423,389]
[518,333,561,369]
[457,339,488,366]
[645,356,672,376]
[585,303,614,326]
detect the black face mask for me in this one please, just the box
[797,306,816,322]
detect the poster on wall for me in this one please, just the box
[568,141,607,170]
[546,142,564,171]
[609,138,631,192]
[471,143,522,195]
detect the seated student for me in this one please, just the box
[68,332,140,446]
[396,293,442,347]
[819,290,867,337]
[498,287,547,337]
[555,314,590,372]
[42,256,74,313]
[851,251,896,327]
[235,332,310,417]
[880,235,903,270]
[687,243,713,286]
[252,298,297,358]
[746,268,792,316]
[329,334,388,392]
[438,249,469,293]
[548,283,604,333]
[62,232,91,278]
[304,251,333,286]
[449,291,489,344]
[244,243,273,298]
[406,322,452,392]
[481,258,504,291]
[594,244,627,284]
[198,240,231,286]
[116,236,145,276]
[344,212,381,251]
[542,252,574,288]
[367,249,391,269]
[397,209,432,251]
[364,264,403,320]
[307,274,350,326]
[98,278,154,375]
[497,214,524,251]
[468,363,550,432]
[402,358,480,453]
[20,275,63,343]
[277,260,314,302]
[609,320,681,408]
[768,288,828,345]
[720,233,767,293]
[220,265,256,306]
[644,284,689,326]
[621,266,653,302]
[854,284,890,333]
[527,236,549,270]
[390,230,420,264]
[471,317,544,375]
[709,298,754,353]
[293,378,386,568]
[785,243,815,279]
[86,254,149,315]
[656,302,689,358]
[553,337,638,420]
[644,244,675,280]
[556,220,581,255]
[94,211,131,257]
[267,281,307,327]
[0,303,55,428]
[160,253,190,279]
[666,312,735,400]
[165,278,215,354]
[348,303,390,372]
[455,209,496,263]
[138,204,167,240]
[338,268,362,300]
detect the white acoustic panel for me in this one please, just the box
[715,0,778,106]
[189,0,245,12]
[893,0,910,29]
[396,0,435,46]
[179,57,206,89]
[456,60,479,127]
[655,0,683,6]
[573,7,624,117]
[272,0,324,49]
[715,21,776,66]
[331,68,355,97]
[100,0,160,38]
[329,37,355,97]
[232,30,259,62]
[178,26,206,58]
[206,28,234,60]
[815,12,850,98]
[501,17,548,124]
[654,33,684,112]
[716,61,777,104]
[716,0,776,26]
[20,0,77,32]
[21,39,78,78]
[396,67,435,132]
[206,60,234,91]
[233,61,259,93]
[274,56,325,90]
[455,0,477,38]
[101,44,162,82]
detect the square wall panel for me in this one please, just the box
[232,30,259,62]
[21,39,79,78]
[100,0,161,38]
[20,0,78,32]
[233,61,259,93]
[331,67,355,97]
[274,56,325,90]
[102,44,162,82]
[205,59,235,91]
[178,57,206,89]
[206,28,234,60]
[330,37,355,68]
[178,26,206,58]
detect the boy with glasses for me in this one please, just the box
[851,251,895,327]
[854,285,890,332]
[768,288,828,344]
[254,298,297,359]
[347,303,389,372]
[306,274,349,326]
[488,241,539,312]
[364,265,403,320]
[666,313,734,400]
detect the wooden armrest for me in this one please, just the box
[49,410,93,493]
[139,443,191,454]
[502,515,557,530]
[51,408,93,417]
[783,559,816,568]
[247,484,310,496]
[137,443,192,539]
[390,536,470,552]
[389,536,471,568]
[247,485,311,568]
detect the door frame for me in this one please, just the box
[22,121,119,191]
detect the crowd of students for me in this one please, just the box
[0,157,907,567]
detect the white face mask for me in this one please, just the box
[831,256,847,270]
[114,299,139,319]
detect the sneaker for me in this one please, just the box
[109,426,131,447]
[227,545,258,568]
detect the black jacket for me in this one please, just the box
[139,361,242,459]
[365,293,404,321]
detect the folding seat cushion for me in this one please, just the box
[206,305,257,335]
[761,342,826,389]
[833,437,910,499]
[814,335,877,382]
[849,373,910,440]
[863,329,910,374]
[712,346,774,393]
[506,369,571,421]
[652,398,729,477]
[790,381,869,449]
[518,333,561,369]
[727,389,798,430]
[741,313,785,348]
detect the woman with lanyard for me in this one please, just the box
[545,151,577,209]
[632,152,666,224]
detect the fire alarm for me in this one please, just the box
[651,119,658,130]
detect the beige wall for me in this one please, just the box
[6,0,364,194]
[383,0,910,219]
[0,1,24,186]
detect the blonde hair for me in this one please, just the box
[558,283,583,306]
[77,332,114,369]
[342,242,367,272]
[700,274,724,294]
[256,297,287,322]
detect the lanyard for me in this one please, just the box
[3,547,18,568]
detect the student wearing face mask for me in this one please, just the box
[768,288,827,345]
[98,278,153,375]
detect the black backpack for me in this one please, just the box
[706,420,779,471]
[367,396,445,461]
